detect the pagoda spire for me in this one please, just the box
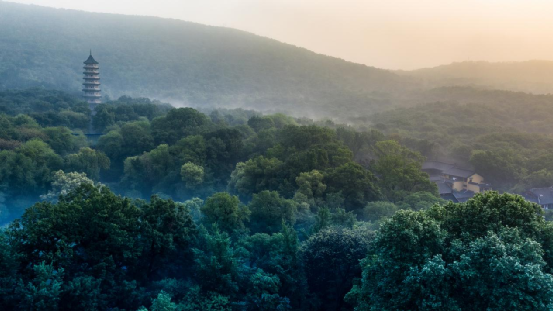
[82,51,101,106]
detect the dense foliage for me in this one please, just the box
[2,172,553,310]
[363,91,553,191]
[347,192,553,310]
[3,88,553,310]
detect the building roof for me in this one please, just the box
[443,167,475,179]
[422,161,455,172]
[453,190,476,203]
[523,193,539,204]
[84,51,99,65]
[436,181,453,195]
[529,188,553,205]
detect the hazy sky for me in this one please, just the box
[6,0,553,70]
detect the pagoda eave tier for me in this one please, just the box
[83,72,99,74]
[83,77,100,80]
[83,82,100,85]
[82,89,101,92]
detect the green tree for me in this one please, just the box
[372,140,437,201]
[192,226,239,294]
[92,107,116,132]
[348,192,553,310]
[325,162,381,211]
[139,291,177,311]
[137,196,197,282]
[180,162,205,189]
[151,108,212,145]
[228,156,284,200]
[40,170,99,201]
[201,192,250,233]
[43,126,87,155]
[17,262,64,311]
[301,228,372,310]
[247,116,275,133]
[294,170,326,207]
[362,201,400,222]
[65,147,110,180]
[248,190,297,234]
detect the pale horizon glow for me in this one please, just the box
[5,0,553,70]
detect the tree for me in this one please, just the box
[17,262,64,311]
[43,126,86,155]
[137,196,197,282]
[325,162,381,211]
[201,192,250,233]
[192,225,239,294]
[0,231,19,308]
[248,190,297,234]
[151,108,212,145]
[242,224,307,308]
[247,116,275,133]
[470,149,523,187]
[65,147,110,180]
[397,191,443,211]
[372,140,437,201]
[362,201,400,222]
[180,162,204,189]
[92,107,116,132]
[301,228,372,310]
[40,170,99,201]
[294,170,326,207]
[139,291,177,311]
[348,192,553,310]
[228,156,284,200]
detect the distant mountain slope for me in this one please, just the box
[0,2,419,118]
[401,61,553,95]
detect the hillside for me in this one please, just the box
[402,61,553,94]
[0,1,420,118]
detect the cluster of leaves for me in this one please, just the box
[3,180,553,310]
[92,96,172,132]
[0,88,443,228]
[347,191,553,310]
[0,183,374,310]
[0,88,90,130]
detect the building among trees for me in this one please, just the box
[82,51,101,107]
[423,161,491,202]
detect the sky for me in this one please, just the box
[6,0,553,70]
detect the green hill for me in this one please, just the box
[0,1,420,118]
[401,61,553,94]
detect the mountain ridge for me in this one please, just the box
[0,1,419,118]
[401,60,553,94]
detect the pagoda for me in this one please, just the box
[82,50,101,106]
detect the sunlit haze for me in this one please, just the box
[5,0,553,70]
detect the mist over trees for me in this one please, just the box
[3,2,553,309]
[1,87,553,309]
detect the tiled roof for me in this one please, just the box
[436,181,453,195]
[529,188,553,205]
[443,167,475,179]
[453,190,476,203]
[422,161,455,171]
[84,53,99,65]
